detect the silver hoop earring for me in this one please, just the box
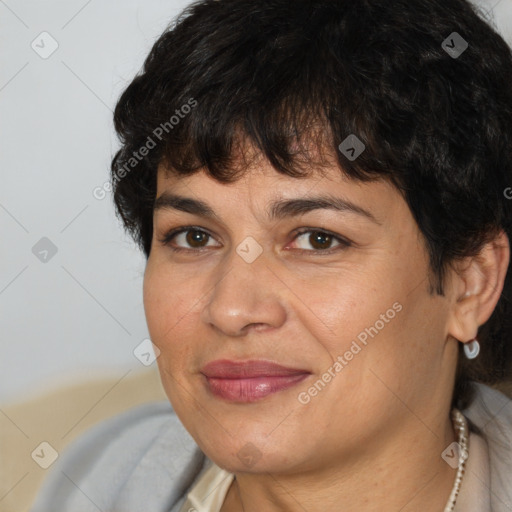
[464,339,480,359]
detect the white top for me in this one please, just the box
[179,426,491,512]
[179,463,234,512]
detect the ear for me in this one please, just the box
[447,230,510,343]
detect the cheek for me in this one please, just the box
[143,263,201,412]
[294,264,431,395]
[289,267,399,357]
[143,261,199,357]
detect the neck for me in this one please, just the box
[221,412,458,512]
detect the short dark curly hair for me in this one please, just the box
[110,0,512,412]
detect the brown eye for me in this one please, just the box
[292,229,348,252]
[158,227,219,251]
[308,231,333,250]
[185,229,209,247]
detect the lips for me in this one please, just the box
[201,359,311,402]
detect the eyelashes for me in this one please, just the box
[158,226,217,251]
[157,225,352,255]
[289,228,351,253]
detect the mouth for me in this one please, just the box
[201,359,311,403]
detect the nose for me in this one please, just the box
[200,247,287,337]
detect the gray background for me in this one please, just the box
[1,0,512,404]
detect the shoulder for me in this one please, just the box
[463,382,512,511]
[30,401,206,512]
[464,381,512,439]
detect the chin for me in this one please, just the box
[208,449,294,475]
[197,431,306,475]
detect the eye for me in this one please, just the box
[158,226,351,254]
[289,228,351,253]
[157,226,218,251]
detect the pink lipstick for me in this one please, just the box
[201,359,310,402]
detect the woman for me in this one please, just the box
[31,0,512,511]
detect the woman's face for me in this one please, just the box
[143,153,458,474]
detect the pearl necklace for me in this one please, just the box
[443,408,469,512]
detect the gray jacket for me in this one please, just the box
[30,382,512,512]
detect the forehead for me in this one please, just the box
[155,160,355,210]
[156,142,360,194]
[156,128,340,188]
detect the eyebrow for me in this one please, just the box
[153,192,380,224]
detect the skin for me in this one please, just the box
[143,148,509,512]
